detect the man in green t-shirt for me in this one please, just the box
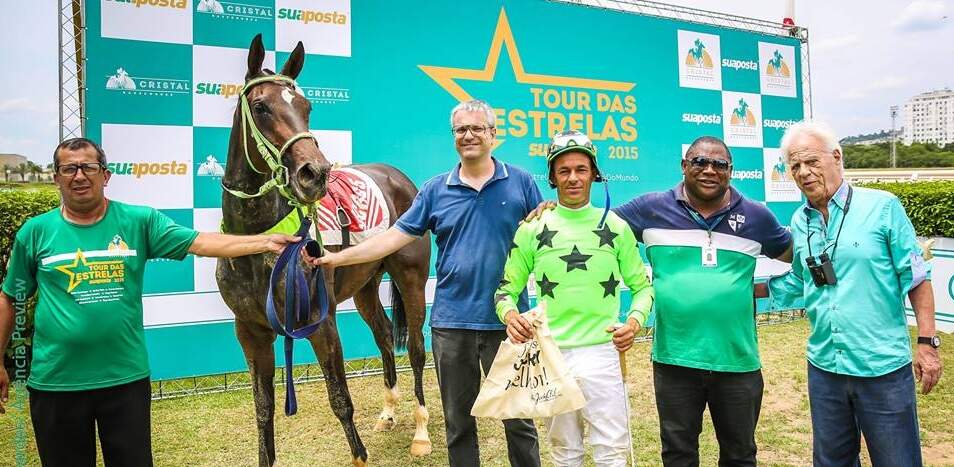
[0,138,299,467]
[496,131,654,466]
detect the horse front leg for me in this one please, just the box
[235,319,278,467]
[309,314,368,466]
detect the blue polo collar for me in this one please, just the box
[445,156,509,187]
[672,182,742,218]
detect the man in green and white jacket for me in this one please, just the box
[495,130,654,467]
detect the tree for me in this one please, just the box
[28,162,43,182]
[13,163,29,182]
[843,142,954,169]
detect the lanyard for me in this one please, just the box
[683,204,727,234]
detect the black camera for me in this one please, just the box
[305,240,322,258]
[806,253,837,287]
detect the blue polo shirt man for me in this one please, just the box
[397,155,542,466]
[308,100,542,467]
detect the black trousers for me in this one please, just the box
[29,377,153,467]
[653,362,763,467]
[431,327,541,467]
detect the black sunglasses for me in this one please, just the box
[685,155,731,172]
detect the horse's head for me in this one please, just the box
[239,34,331,205]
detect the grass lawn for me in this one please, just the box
[2,320,952,466]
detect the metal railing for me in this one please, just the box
[151,310,806,400]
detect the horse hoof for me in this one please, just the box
[352,456,368,467]
[410,439,432,457]
[373,417,396,432]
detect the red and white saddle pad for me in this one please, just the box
[309,167,390,246]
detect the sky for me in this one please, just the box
[0,1,952,163]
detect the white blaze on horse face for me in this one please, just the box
[281,88,296,107]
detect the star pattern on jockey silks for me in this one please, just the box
[536,225,558,249]
[559,245,592,272]
[508,240,519,256]
[536,273,559,298]
[494,293,509,304]
[592,223,618,248]
[600,272,620,298]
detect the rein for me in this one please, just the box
[221,73,329,416]
[266,209,329,416]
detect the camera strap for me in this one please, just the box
[806,185,853,261]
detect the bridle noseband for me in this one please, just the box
[222,74,317,208]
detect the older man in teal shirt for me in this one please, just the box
[766,121,942,467]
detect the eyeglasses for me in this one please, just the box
[56,162,105,177]
[684,155,731,173]
[451,125,492,137]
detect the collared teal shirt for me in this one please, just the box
[769,182,931,377]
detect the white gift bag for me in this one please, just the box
[471,303,586,419]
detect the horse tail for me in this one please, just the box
[391,281,408,351]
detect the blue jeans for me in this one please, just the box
[807,362,922,467]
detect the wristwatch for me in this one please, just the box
[917,336,941,348]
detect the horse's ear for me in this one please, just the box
[246,34,265,81]
[280,41,305,80]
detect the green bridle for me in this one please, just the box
[222,74,317,208]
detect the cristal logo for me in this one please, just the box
[108,161,188,178]
[766,50,792,78]
[730,98,756,127]
[105,0,187,9]
[277,8,347,25]
[196,0,272,19]
[685,39,714,69]
[731,170,763,180]
[770,157,792,181]
[195,82,245,99]
[196,0,224,13]
[682,113,721,125]
[105,67,190,96]
[106,68,136,90]
[764,119,798,130]
[197,155,226,176]
[722,58,758,71]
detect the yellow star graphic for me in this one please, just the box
[419,8,635,100]
[55,249,90,293]
[418,8,636,149]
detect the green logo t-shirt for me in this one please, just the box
[2,201,199,391]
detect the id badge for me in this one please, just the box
[702,244,717,267]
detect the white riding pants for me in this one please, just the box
[545,342,631,467]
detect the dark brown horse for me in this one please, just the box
[215,34,432,466]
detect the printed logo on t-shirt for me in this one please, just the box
[41,235,138,304]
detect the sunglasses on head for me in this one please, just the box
[684,155,731,172]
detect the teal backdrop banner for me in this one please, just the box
[84,0,805,380]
